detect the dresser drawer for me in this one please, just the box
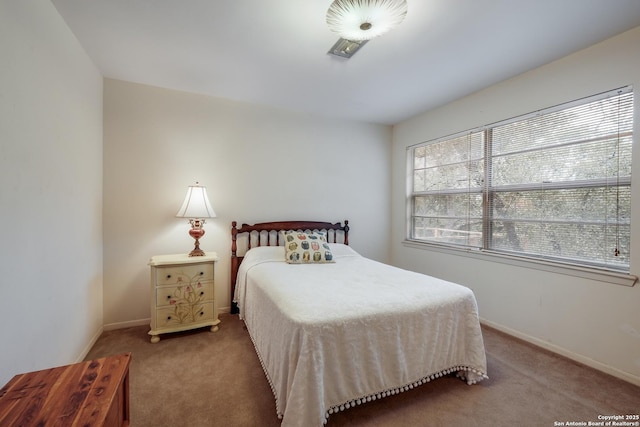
[155,301,214,328]
[155,263,214,285]
[156,280,213,307]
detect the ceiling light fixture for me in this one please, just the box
[326,0,408,42]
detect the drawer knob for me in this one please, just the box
[166,274,172,279]
[199,271,204,275]
[166,295,171,299]
[200,311,204,316]
[167,316,172,320]
[200,291,204,296]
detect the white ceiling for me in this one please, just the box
[51,0,640,125]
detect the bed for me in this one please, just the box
[231,220,487,427]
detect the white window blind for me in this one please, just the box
[409,87,634,272]
[412,131,485,247]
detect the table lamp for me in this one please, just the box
[176,182,216,256]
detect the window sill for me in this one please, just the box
[402,240,637,287]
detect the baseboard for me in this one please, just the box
[75,325,104,363]
[480,318,640,387]
[104,318,151,331]
[103,307,231,332]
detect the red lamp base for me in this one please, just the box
[187,219,206,257]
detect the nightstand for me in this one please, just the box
[148,253,220,343]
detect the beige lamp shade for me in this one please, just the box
[176,183,216,219]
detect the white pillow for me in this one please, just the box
[242,245,286,264]
[326,243,360,258]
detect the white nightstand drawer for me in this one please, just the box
[156,281,213,307]
[155,301,214,328]
[155,263,214,285]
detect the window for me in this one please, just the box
[409,87,634,272]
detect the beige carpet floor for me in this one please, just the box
[85,313,640,427]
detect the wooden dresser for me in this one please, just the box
[0,353,131,427]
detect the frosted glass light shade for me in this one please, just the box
[176,183,216,219]
[326,0,408,41]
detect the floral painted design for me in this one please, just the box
[164,272,208,324]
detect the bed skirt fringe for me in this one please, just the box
[243,323,283,419]
[322,366,488,424]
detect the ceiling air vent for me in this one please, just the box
[327,38,368,58]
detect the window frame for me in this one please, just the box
[405,87,637,286]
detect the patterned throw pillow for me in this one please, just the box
[282,230,335,264]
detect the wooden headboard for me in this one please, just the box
[230,220,349,314]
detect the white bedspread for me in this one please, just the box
[234,244,487,427]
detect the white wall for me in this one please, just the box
[391,27,640,385]
[103,79,391,328]
[0,1,103,385]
